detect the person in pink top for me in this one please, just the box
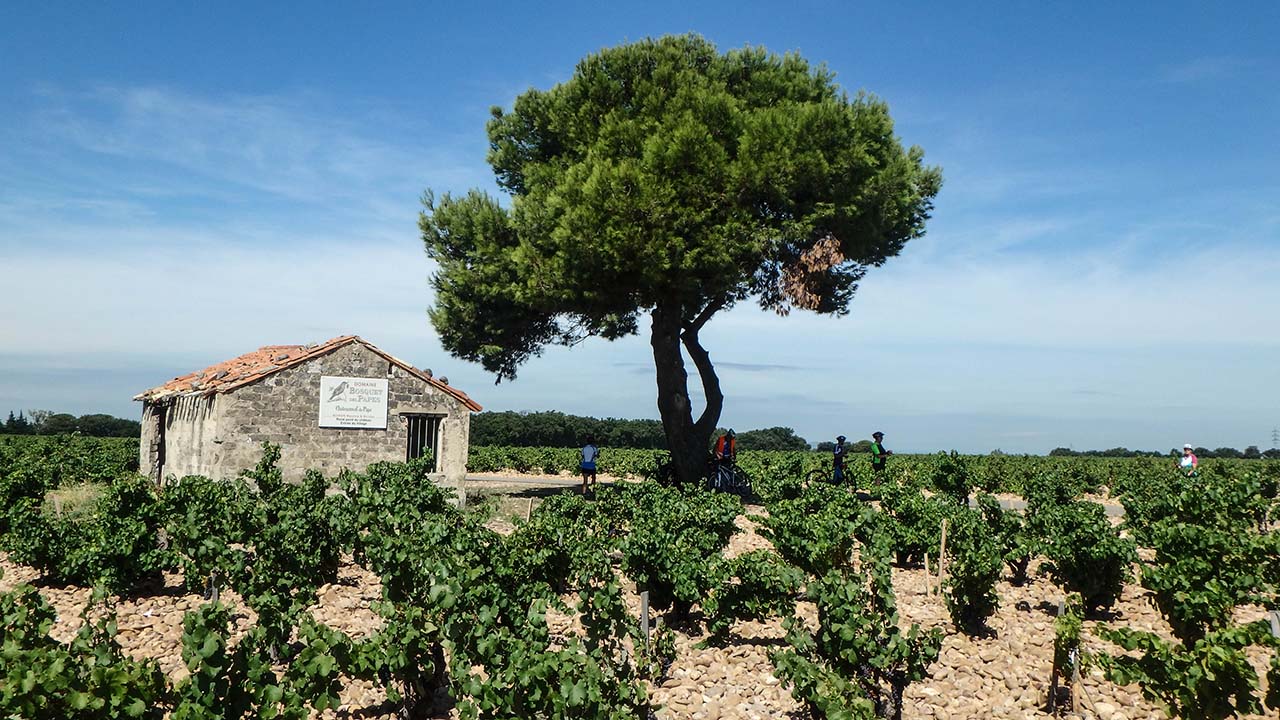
[1177,443,1198,477]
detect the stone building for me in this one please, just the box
[135,335,481,486]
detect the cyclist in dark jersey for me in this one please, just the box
[832,435,847,483]
[870,431,892,474]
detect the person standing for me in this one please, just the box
[714,429,737,488]
[1177,443,1198,477]
[870,431,892,475]
[580,436,599,493]
[832,435,848,484]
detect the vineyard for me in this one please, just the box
[2,435,1279,719]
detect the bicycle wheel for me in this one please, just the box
[731,467,753,498]
[805,468,833,487]
[707,466,727,493]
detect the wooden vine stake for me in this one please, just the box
[1047,598,1083,717]
[1048,599,1064,715]
[1070,654,1081,714]
[640,590,651,646]
[525,497,534,521]
[936,518,949,594]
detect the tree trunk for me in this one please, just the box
[650,304,724,486]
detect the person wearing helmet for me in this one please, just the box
[832,435,848,484]
[870,431,892,474]
[714,429,737,487]
[1177,443,1198,477]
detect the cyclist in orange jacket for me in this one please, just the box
[714,429,737,486]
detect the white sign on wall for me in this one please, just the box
[318,376,388,429]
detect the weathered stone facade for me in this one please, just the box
[136,337,479,487]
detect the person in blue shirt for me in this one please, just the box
[580,436,599,494]
[832,435,847,483]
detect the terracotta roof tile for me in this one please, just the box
[134,335,481,411]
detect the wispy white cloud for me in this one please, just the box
[1159,56,1254,84]
[7,85,494,227]
[3,80,1278,453]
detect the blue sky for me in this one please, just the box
[2,2,1278,452]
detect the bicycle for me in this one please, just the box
[804,466,841,487]
[650,452,752,498]
[708,458,752,498]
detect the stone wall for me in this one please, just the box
[139,395,220,481]
[140,342,472,485]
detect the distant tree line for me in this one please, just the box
[815,439,875,453]
[471,411,815,451]
[1049,445,1280,460]
[2,410,141,438]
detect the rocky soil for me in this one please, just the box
[3,494,1274,720]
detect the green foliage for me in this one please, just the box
[0,434,137,487]
[462,447,1277,503]
[1023,468,1087,512]
[7,441,1279,716]
[467,445,663,478]
[471,410,668,448]
[942,508,1002,634]
[703,550,804,642]
[1037,500,1135,615]
[422,34,940,380]
[735,426,811,451]
[1097,460,1280,719]
[975,494,1034,584]
[423,35,938,483]
[2,474,175,593]
[163,475,251,596]
[877,480,954,567]
[2,411,32,435]
[504,492,614,592]
[1142,520,1278,642]
[333,457,455,544]
[771,651,876,720]
[773,536,942,720]
[929,451,971,505]
[637,620,678,682]
[1121,464,1272,546]
[471,412,812,450]
[0,586,168,719]
[231,444,345,656]
[1053,593,1084,683]
[1098,622,1280,720]
[452,577,650,720]
[599,482,740,616]
[756,483,872,576]
[1131,469,1280,643]
[170,602,307,720]
[0,411,140,438]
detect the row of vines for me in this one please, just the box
[2,433,1268,499]
[467,443,1270,501]
[2,438,1280,718]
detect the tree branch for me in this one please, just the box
[681,327,724,439]
[683,297,726,333]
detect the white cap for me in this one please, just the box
[1183,443,1193,449]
